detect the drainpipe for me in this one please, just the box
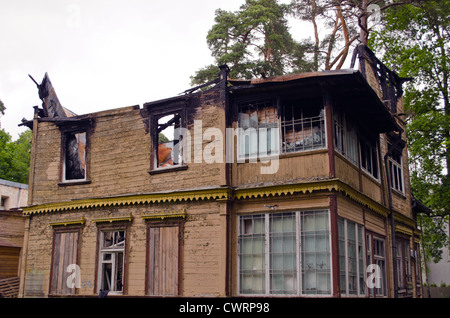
[384,130,404,298]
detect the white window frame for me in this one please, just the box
[388,148,404,194]
[62,130,87,183]
[338,218,367,297]
[366,233,387,297]
[237,210,332,297]
[97,230,126,295]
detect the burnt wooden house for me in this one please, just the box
[19,46,425,297]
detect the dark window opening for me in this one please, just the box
[63,131,86,181]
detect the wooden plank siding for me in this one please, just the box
[50,230,79,295]
[147,224,180,296]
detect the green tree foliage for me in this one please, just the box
[0,129,32,184]
[370,0,450,263]
[191,0,314,85]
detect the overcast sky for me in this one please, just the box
[0,0,307,139]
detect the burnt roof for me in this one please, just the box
[228,69,401,134]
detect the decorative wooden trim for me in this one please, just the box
[142,209,187,220]
[92,213,133,224]
[23,187,233,215]
[23,179,411,225]
[394,211,417,228]
[49,218,86,227]
[395,224,413,236]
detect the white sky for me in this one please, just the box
[0,0,310,139]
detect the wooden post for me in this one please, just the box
[323,86,335,178]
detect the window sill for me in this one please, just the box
[148,165,188,175]
[58,180,92,187]
[391,188,406,199]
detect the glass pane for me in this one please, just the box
[301,211,331,295]
[115,252,124,291]
[239,215,266,294]
[269,213,297,294]
[102,263,112,291]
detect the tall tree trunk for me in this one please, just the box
[312,0,320,71]
[359,0,369,45]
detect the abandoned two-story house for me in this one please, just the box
[18,46,427,298]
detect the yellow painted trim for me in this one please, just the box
[142,209,187,220]
[22,179,394,219]
[23,188,233,215]
[395,225,414,236]
[394,211,417,228]
[92,213,133,224]
[49,217,86,227]
[235,179,390,217]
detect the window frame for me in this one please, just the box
[95,223,129,295]
[149,104,188,173]
[58,125,91,185]
[388,145,405,194]
[395,237,413,295]
[237,98,280,161]
[338,218,367,297]
[235,96,327,161]
[237,210,332,297]
[359,136,380,181]
[333,109,358,165]
[366,232,387,297]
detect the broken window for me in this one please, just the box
[98,230,125,294]
[154,112,183,168]
[62,131,87,181]
[281,100,326,153]
[238,99,279,159]
[360,136,379,179]
[333,110,358,165]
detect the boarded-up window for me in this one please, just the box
[50,230,79,295]
[147,225,180,296]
